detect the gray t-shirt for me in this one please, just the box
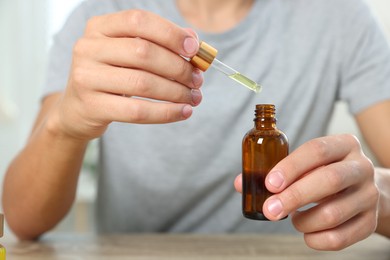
[44,0,390,234]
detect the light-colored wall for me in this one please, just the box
[0,0,48,185]
[368,0,390,34]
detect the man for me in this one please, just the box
[3,0,390,250]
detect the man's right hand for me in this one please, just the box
[52,10,203,141]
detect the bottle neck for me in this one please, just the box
[254,104,277,130]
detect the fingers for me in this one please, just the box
[260,134,377,250]
[59,10,202,140]
[262,135,372,220]
[90,93,193,124]
[290,172,379,250]
[265,135,362,193]
[302,210,378,250]
[291,182,379,234]
[183,28,199,41]
[74,37,203,89]
[85,10,199,57]
[234,134,378,250]
[263,159,367,220]
[73,63,202,106]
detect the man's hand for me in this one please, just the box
[52,10,203,141]
[235,134,379,251]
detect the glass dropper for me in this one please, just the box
[190,41,262,93]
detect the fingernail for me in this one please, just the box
[183,37,199,55]
[267,199,283,217]
[192,69,203,88]
[191,89,202,106]
[182,105,193,119]
[268,171,284,189]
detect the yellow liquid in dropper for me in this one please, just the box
[229,73,262,93]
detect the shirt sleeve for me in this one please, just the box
[339,0,390,115]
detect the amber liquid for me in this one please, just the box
[242,170,270,220]
[242,128,288,220]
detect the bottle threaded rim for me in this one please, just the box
[255,104,275,118]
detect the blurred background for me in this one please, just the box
[0,0,389,235]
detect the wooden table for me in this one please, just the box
[4,233,390,259]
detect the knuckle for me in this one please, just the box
[73,38,89,57]
[85,16,100,33]
[324,167,345,191]
[324,231,349,251]
[344,134,361,150]
[349,153,374,183]
[128,102,147,122]
[367,184,380,205]
[128,73,150,94]
[292,221,303,233]
[341,134,364,155]
[362,157,375,178]
[134,38,152,60]
[291,215,305,232]
[127,9,147,31]
[71,66,87,87]
[320,205,344,227]
[307,138,330,160]
[163,107,176,122]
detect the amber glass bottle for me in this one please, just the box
[242,104,288,220]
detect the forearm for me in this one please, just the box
[2,116,88,240]
[375,167,390,237]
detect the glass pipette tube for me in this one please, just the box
[211,58,262,93]
[190,41,262,93]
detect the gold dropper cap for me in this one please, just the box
[190,41,218,71]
